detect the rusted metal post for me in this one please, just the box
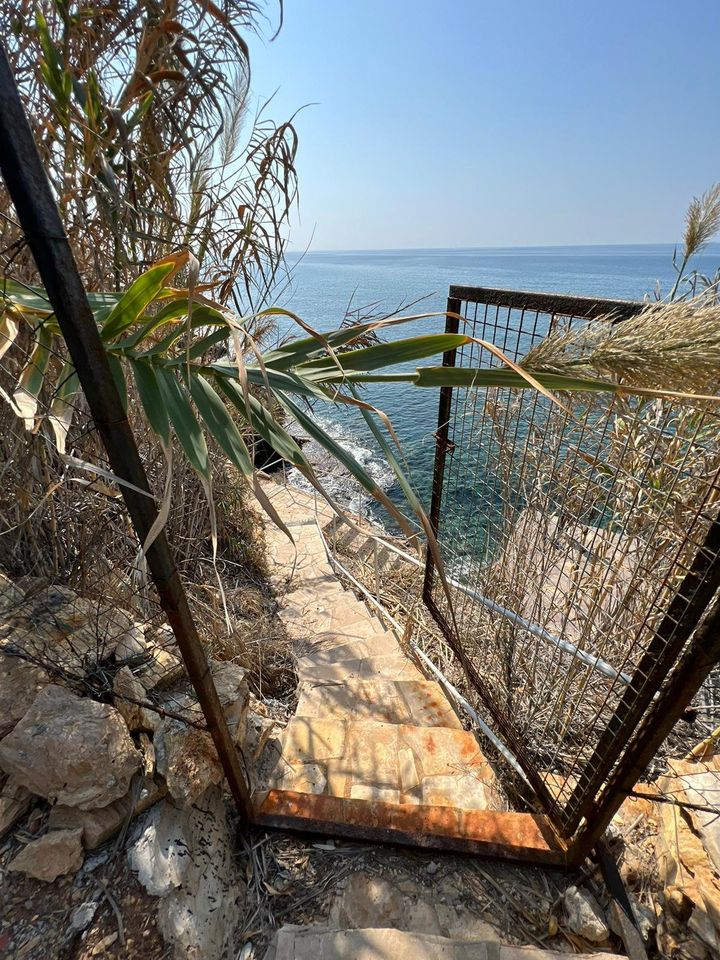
[563,505,720,837]
[0,45,252,821]
[421,295,460,605]
[569,589,720,862]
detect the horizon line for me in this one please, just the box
[286,240,720,255]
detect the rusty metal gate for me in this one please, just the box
[423,284,720,857]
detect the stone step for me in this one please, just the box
[294,635,401,667]
[295,654,425,684]
[268,717,503,810]
[279,591,382,639]
[266,926,621,960]
[296,678,463,729]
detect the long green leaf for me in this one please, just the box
[215,377,307,467]
[186,374,253,475]
[121,302,227,352]
[155,367,210,479]
[137,309,226,359]
[0,279,52,315]
[297,334,470,374]
[185,327,230,360]
[261,319,401,369]
[310,367,614,392]
[410,366,615,392]
[209,362,326,400]
[130,358,170,445]
[101,263,176,342]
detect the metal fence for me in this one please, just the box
[423,285,720,855]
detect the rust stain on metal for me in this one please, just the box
[254,790,569,866]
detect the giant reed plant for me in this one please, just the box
[0,0,297,313]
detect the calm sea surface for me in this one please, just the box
[275,244,720,533]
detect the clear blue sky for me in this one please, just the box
[249,0,720,251]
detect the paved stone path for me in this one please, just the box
[254,483,513,824]
[265,926,621,960]
[256,484,617,960]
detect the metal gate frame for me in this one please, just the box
[423,284,720,861]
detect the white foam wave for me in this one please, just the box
[286,413,394,515]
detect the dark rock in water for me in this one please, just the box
[252,434,283,472]
[251,432,308,472]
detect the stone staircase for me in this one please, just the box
[265,926,621,960]
[254,483,618,960]
[252,483,565,867]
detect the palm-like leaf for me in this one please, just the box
[2,256,715,537]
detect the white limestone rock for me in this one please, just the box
[563,885,610,943]
[129,788,245,959]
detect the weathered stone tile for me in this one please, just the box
[398,724,489,778]
[294,638,396,668]
[271,761,327,795]
[281,717,346,763]
[422,772,501,811]
[398,746,420,794]
[350,784,400,803]
[324,757,350,798]
[341,721,399,790]
[296,655,424,684]
[399,681,463,730]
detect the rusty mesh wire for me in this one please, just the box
[424,288,720,835]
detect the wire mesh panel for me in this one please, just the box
[424,286,720,839]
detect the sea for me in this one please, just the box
[272,244,720,537]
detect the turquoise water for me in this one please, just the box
[275,244,720,531]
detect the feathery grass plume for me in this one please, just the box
[670,182,720,298]
[684,183,720,259]
[521,298,720,394]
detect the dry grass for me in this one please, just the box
[0,1,300,707]
[523,299,720,393]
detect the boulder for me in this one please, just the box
[155,661,249,806]
[112,666,156,732]
[8,827,84,881]
[141,646,184,691]
[0,684,140,809]
[155,721,224,806]
[563,885,610,943]
[129,788,245,959]
[0,652,49,737]
[0,584,146,676]
[113,622,148,661]
[211,660,249,741]
[48,776,165,848]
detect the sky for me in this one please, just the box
[249,1,720,251]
